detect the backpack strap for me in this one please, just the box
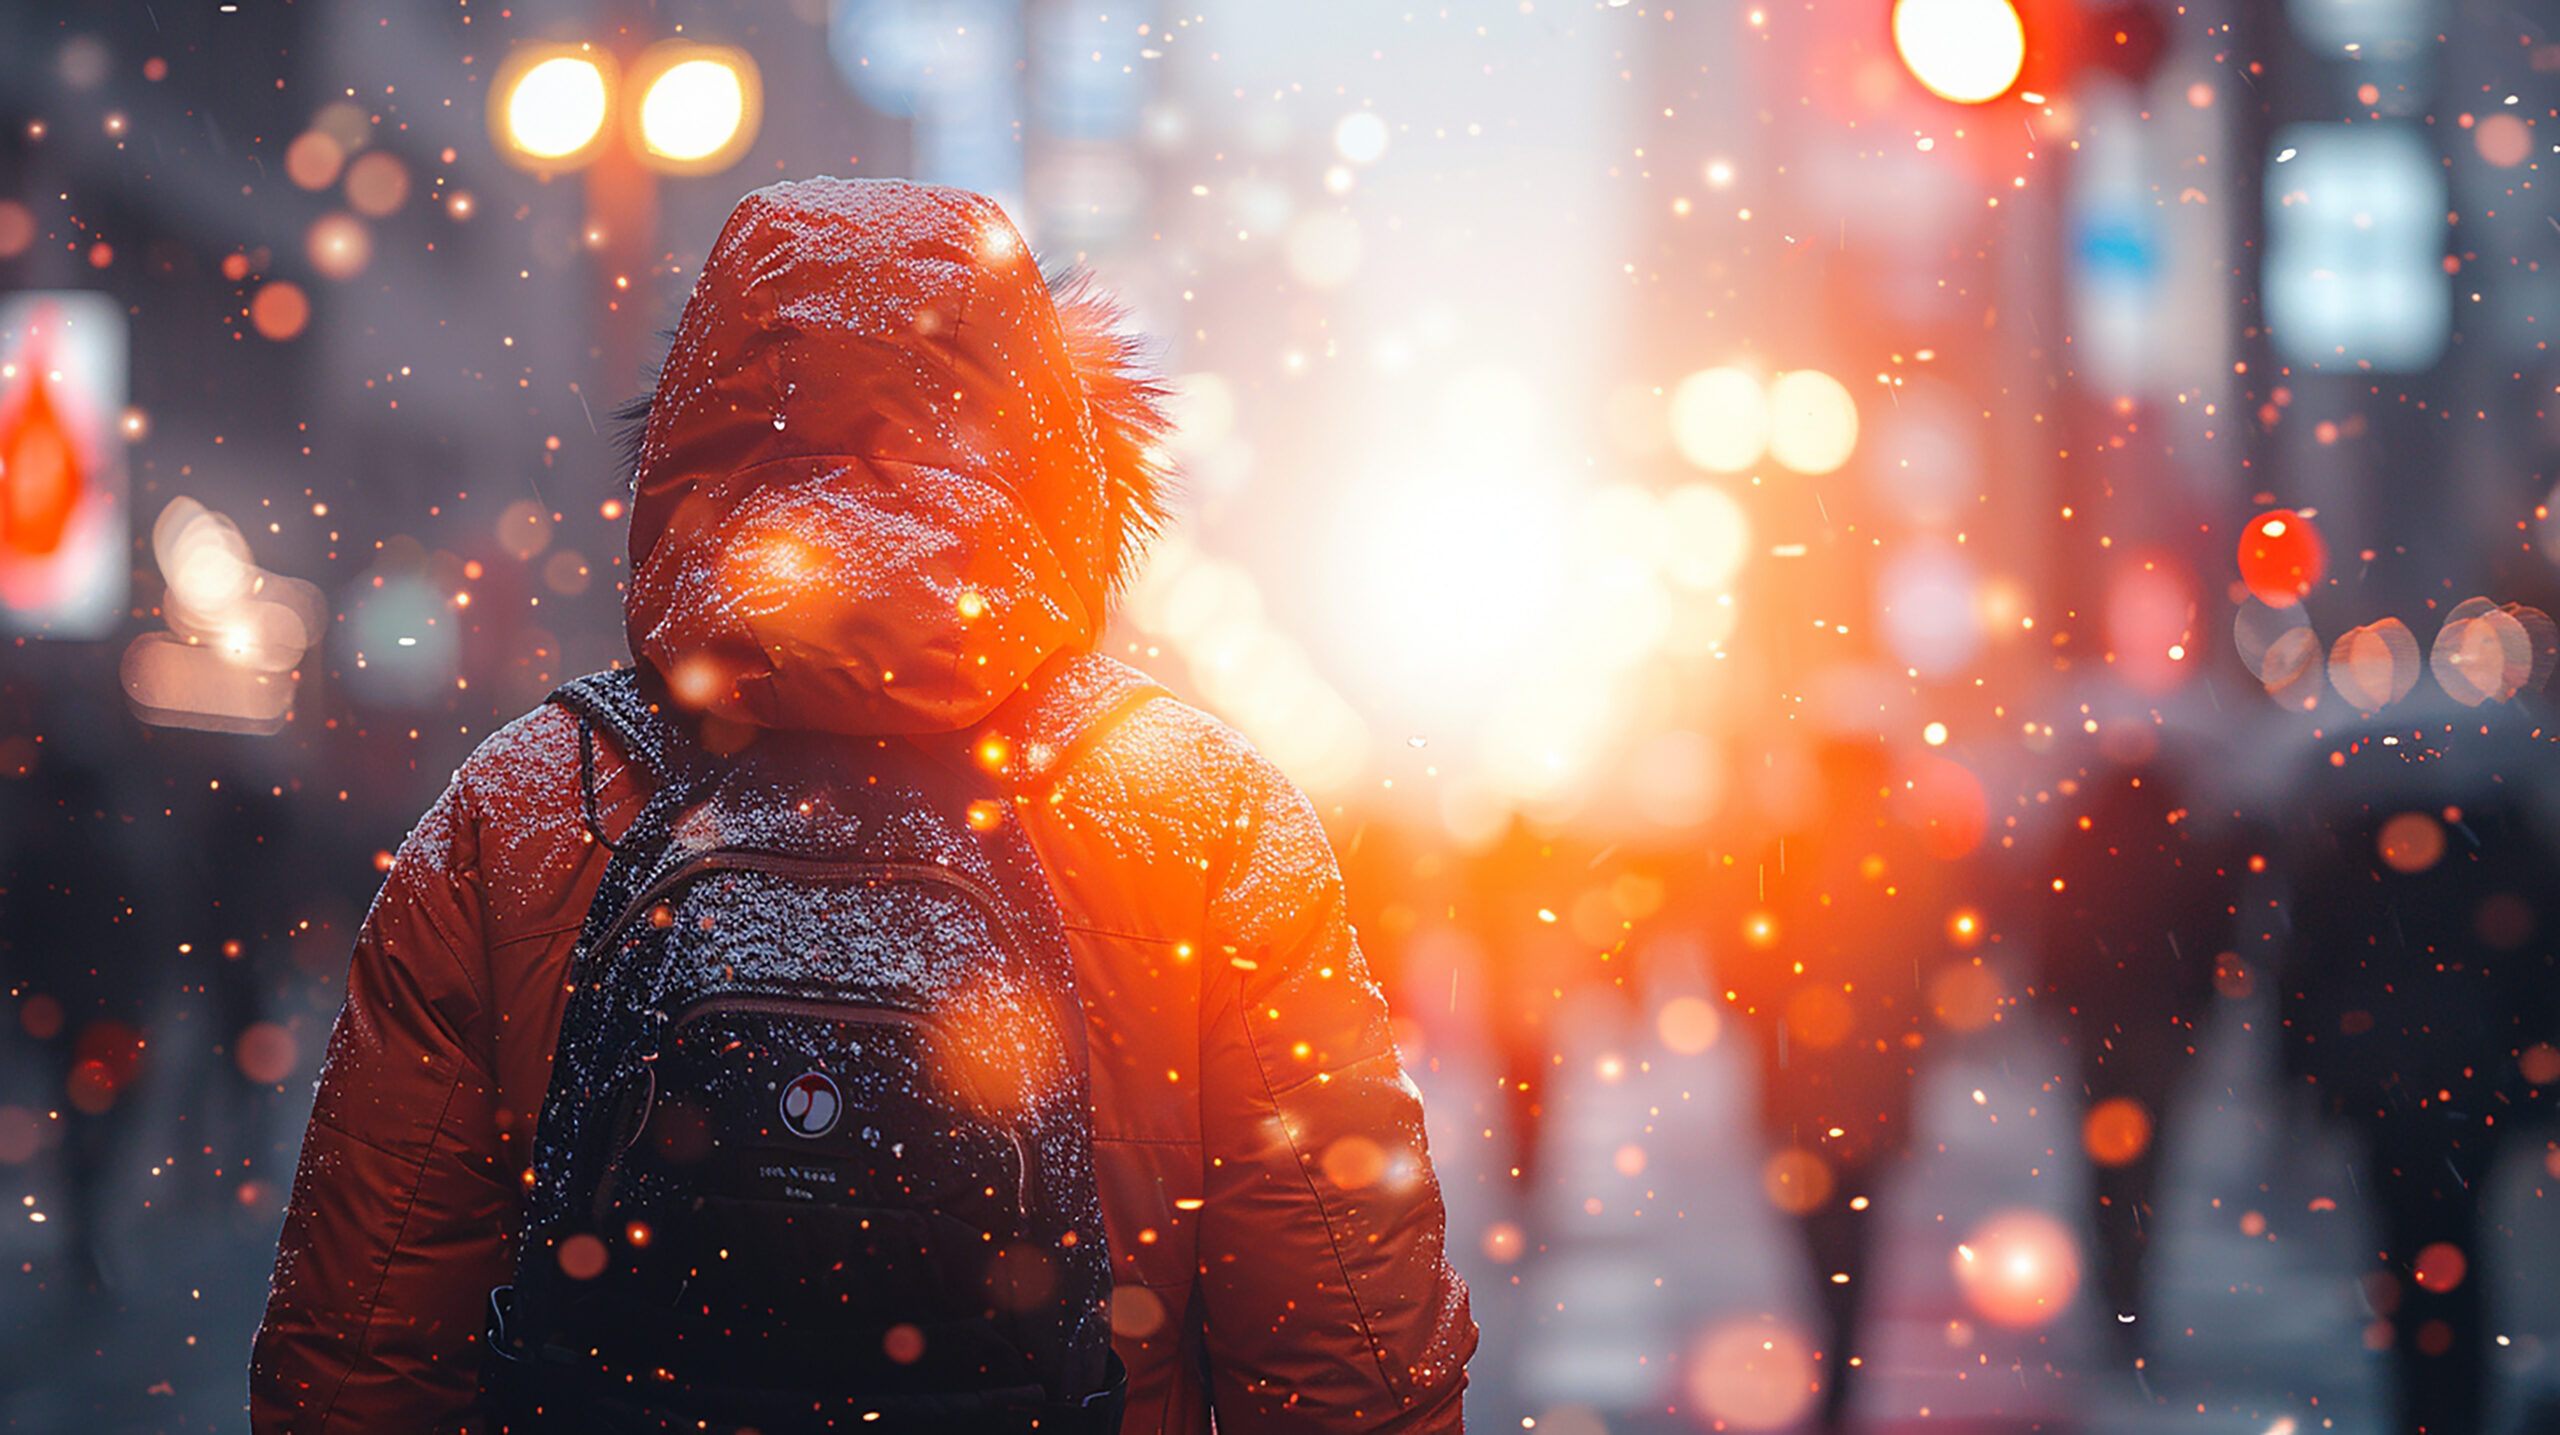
[549,667,692,851]
[550,655,1165,840]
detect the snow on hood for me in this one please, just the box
[625,177,1170,736]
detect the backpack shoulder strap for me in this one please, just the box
[990,651,1171,790]
[549,667,677,780]
[548,667,694,849]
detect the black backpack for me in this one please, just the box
[484,664,1148,1434]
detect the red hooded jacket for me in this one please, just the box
[250,178,1475,1433]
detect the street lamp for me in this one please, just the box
[490,45,619,172]
[628,42,763,175]
[483,37,764,388]
[487,39,762,175]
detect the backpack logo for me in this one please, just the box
[778,1072,841,1139]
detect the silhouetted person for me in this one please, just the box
[1727,737,1990,1429]
[2277,705,2560,1435]
[2024,734,2262,1373]
[0,684,173,1298]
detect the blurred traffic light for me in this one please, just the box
[1890,0,2167,107]
[1891,0,2028,105]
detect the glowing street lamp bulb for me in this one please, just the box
[506,56,609,159]
[1893,0,2028,105]
[639,58,746,162]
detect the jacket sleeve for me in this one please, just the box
[251,776,513,1434]
[1194,749,1476,1432]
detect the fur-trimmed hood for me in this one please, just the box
[623,177,1171,737]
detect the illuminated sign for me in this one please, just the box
[0,292,127,638]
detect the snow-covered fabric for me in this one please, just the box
[626,178,1169,737]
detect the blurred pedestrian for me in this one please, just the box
[1725,736,1990,1429]
[2276,703,2560,1435]
[2022,728,2263,1372]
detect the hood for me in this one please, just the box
[624,177,1171,736]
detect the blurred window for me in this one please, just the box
[2264,123,2448,372]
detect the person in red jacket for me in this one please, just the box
[250,177,1476,1434]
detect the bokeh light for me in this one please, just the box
[2414,1241,2467,1294]
[496,499,554,561]
[1334,111,1390,165]
[1319,1135,1389,1189]
[2520,1043,2560,1086]
[1684,1319,1819,1431]
[0,200,33,259]
[2234,598,2311,685]
[2237,508,2326,608]
[2081,1096,2154,1167]
[1929,962,2003,1031]
[2431,601,2532,706]
[1764,369,1858,474]
[2376,811,2446,875]
[2476,113,2531,167]
[1670,367,1768,473]
[1657,995,1722,1054]
[1952,1208,2081,1328]
[127,496,319,731]
[305,212,371,280]
[1763,1148,1835,1214]
[1892,0,2028,105]
[2107,558,2197,693]
[543,549,592,596]
[249,282,309,342]
[284,130,345,191]
[556,1231,609,1280]
[344,150,410,217]
[2328,618,2421,712]
[235,1022,299,1084]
